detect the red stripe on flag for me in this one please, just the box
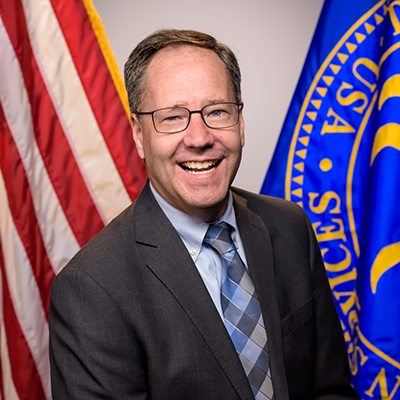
[0,241,46,400]
[50,0,147,200]
[0,290,4,400]
[0,0,105,247]
[0,103,55,317]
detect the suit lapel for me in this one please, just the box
[233,192,290,400]
[132,183,255,400]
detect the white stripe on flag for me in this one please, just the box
[21,0,132,224]
[0,170,51,400]
[0,272,20,400]
[0,15,80,274]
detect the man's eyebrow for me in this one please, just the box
[164,99,229,109]
[169,103,187,108]
[207,99,229,105]
[176,99,229,107]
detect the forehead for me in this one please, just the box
[142,45,233,107]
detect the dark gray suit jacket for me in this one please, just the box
[49,182,359,399]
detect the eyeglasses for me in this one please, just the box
[136,102,243,134]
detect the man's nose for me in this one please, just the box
[183,112,214,148]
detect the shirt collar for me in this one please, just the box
[149,183,238,262]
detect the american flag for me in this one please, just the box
[0,0,147,398]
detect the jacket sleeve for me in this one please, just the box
[49,266,147,400]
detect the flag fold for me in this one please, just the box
[0,0,146,398]
[262,1,400,398]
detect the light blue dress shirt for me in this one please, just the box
[150,183,248,320]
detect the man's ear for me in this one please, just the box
[239,110,245,148]
[131,114,145,160]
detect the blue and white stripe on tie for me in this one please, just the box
[204,222,273,400]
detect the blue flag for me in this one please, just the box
[261,0,400,398]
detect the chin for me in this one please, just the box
[184,189,229,212]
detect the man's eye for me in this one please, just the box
[209,109,226,118]
[165,115,180,121]
[163,114,184,123]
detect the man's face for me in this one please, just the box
[132,45,245,222]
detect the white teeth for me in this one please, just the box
[183,161,214,169]
[187,167,216,175]
[181,160,218,174]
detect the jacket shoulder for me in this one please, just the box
[231,187,306,222]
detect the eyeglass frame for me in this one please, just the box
[135,102,244,134]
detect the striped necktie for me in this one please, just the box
[204,222,273,400]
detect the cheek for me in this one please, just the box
[141,134,159,162]
[225,133,244,155]
[142,135,177,167]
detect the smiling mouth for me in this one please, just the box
[180,160,221,174]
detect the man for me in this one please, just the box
[49,29,360,399]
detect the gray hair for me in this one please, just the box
[124,29,242,114]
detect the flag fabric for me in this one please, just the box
[0,0,147,398]
[261,0,400,398]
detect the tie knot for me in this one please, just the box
[204,222,236,254]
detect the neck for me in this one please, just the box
[149,182,230,223]
[186,201,228,223]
